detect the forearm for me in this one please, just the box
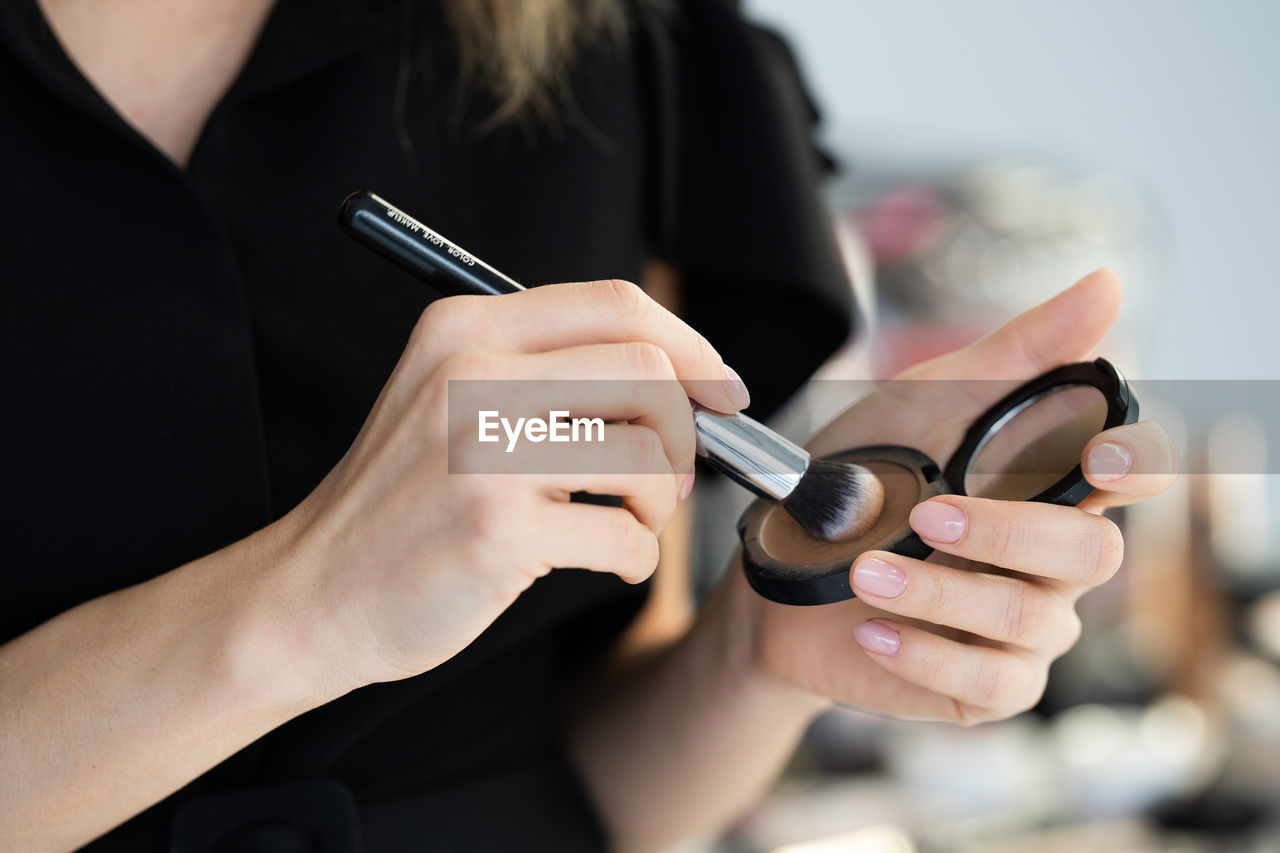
[566,558,830,853]
[0,519,347,851]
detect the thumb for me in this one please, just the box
[927,269,1123,381]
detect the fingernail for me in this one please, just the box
[678,470,696,501]
[723,365,751,409]
[910,500,966,543]
[1086,442,1133,482]
[852,557,907,599]
[854,620,902,656]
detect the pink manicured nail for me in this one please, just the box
[678,471,696,501]
[1086,442,1133,482]
[910,500,966,543]
[854,620,902,656]
[723,365,751,409]
[852,557,907,599]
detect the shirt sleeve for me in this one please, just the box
[638,0,857,420]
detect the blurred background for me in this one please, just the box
[687,1,1280,851]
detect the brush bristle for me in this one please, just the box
[782,460,885,542]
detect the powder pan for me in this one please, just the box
[738,446,948,605]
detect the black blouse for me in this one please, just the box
[0,0,853,849]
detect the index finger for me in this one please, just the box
[808,271,1126,463]
[481,280,751,413]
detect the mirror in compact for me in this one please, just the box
[739,358,1138,605]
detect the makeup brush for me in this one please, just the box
[338,191,884,541]
[692,409,884,541]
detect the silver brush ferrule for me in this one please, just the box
[693,409,810,502]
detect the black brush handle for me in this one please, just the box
[337,189,807,504]
[338,191,526,296]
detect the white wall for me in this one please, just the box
[744,0,1280,379]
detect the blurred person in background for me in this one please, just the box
[0,0,1177,850]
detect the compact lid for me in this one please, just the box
[943,358,1138,504]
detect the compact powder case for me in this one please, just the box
[739,358,1139,605]
[740,446,948,605]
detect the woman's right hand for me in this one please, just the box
[273,280,747,690]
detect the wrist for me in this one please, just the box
[696,556,833,725]
[200,513,362,716]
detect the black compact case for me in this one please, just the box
[739,358,1139,605]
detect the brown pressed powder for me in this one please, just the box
[740,444,948,604]
[758,459,926,569]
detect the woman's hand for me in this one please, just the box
[275,280,746,690]
[739,270,1178,724]
[0,279,746,851]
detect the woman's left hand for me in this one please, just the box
[737,270,1179,724]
